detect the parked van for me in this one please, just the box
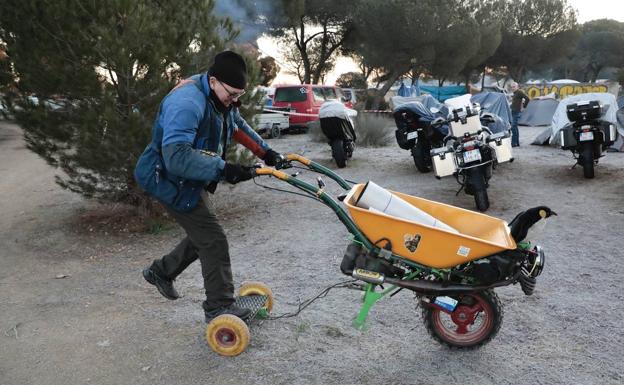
[272,84,349,130]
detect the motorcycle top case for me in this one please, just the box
[450,114,482,137]
[430,146,457,178]
[566,100,601,123]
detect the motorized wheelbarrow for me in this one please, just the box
[206,154,552,355]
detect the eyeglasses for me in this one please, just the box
[217,79,246,99]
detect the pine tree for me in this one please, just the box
[0,0,262,208]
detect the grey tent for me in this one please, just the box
[519,95,559,126]
[613,104,624,151]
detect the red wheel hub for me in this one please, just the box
[215,328,237,347]
[430,293,494,345]
[450,303,483,334]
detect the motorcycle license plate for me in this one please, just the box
[406,131,418,141]
[463,149,482,163]
[579,131,594,141]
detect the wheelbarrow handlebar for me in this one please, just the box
[251,154,372,250]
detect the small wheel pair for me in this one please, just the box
[205,281,273,356]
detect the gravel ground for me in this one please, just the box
[1,120,623,385]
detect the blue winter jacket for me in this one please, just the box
[134,73,270,212]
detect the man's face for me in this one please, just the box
[209,76,245,107]
[511,83,518,91]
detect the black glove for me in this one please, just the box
[223,163,254,184]
[263,149,284,167]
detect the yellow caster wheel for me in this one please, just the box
[205,314,250,356]
[239,281,273,312]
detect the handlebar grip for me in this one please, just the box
[253,167,290,180]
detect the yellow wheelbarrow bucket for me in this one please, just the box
[343,184,517,269]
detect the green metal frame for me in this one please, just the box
[266,159,450,329]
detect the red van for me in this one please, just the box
[272,84,350,130]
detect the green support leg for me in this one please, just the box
[352,283,382,331]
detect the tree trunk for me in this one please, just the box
[371,69,402,110]
[481,65,486,90]
[590,66,602,83]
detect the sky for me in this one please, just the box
[257,0,624,86]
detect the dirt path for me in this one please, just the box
[1,120,623,385]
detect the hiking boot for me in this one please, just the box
[142,267,179,300]
[204,303,252,323]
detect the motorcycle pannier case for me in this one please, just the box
[600,121,618,145]
[566,101,601,123]
[487,132,513,163]
[559,126,577,149]
[430,146,457,178]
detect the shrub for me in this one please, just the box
[353,113,395,147]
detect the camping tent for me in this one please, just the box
[419,85,466,102]
[612,104,624,151]
[548,92,621,147]
[519,94,559,126]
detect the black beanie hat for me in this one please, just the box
[208,51,247,89]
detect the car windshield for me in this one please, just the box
[274,87,307,102]
[323,87,338,100]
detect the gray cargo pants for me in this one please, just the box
[150,194,234,310]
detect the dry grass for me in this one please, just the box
[354,113,395,147]
[71,202,174,235]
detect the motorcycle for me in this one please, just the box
[393,96,449,173]
[559,100,618,179]
[429,103,513,212]
[319,100,357,168]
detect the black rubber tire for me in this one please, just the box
[411,143,431,173]
[269,124,280,139]
[421,289,503,349]
[474,189,490,212]
[331,139,347,168]
[581,142,594,179]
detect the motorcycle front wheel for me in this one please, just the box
[580,142,594,179]
[421,289,503,349]
[330,139,347,168]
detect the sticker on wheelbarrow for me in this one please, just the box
[403,233,422,253]
[457,246,470,257]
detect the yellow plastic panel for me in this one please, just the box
[343,184,516,269]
